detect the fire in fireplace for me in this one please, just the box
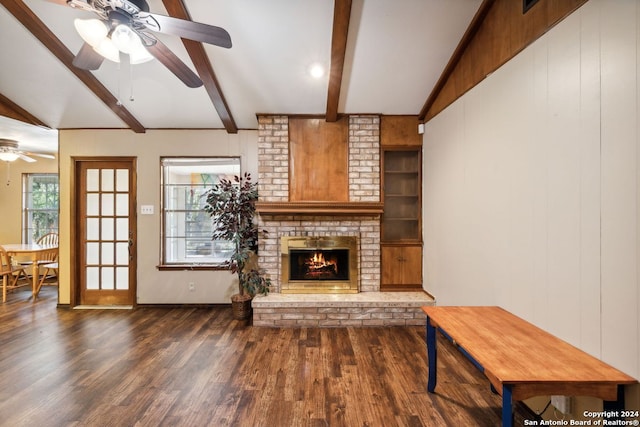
[281,236,358,293]
[289,249,349,281]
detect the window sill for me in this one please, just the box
[157,264,229,271]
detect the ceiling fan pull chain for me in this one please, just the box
[5,161,10,186]
[130,62,135,102]
[116,58,122,106]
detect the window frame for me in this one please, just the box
[22,173,59,244]
[159,156,241,270]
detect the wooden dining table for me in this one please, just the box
[3,243,58,300]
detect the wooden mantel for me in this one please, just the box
[255,201,383,216]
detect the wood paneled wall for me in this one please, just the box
[422,0,640,380]
[381,116,422,147]
[289,117,349,202]
[421,0,588,122]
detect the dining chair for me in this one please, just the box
[21,232,59,281]
[37,233,59,247]
[37,261,58,292]
[0,245,30,302]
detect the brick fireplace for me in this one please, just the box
[256,115,382,293]
[252,115,434,327]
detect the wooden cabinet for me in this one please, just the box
[380,116,422,291]
[381,149,421,242]
[381,245,422,290]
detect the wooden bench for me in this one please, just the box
[421,306,637,427]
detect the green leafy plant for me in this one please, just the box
[204,172,270,297]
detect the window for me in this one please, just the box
[161,157,241,266]
[22,174,59,244]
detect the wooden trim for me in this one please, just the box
[419,0,588,122]
[326,0,352,122]
[0,0,146,133]
[0,93,49,128]
[418,0,496,121]
[161,0,238,134]
[255,201,383,215]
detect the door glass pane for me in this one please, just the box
[116,194,128,216]
[86,267,99,289]
[86,169,99,191]
[101,194,114,216]
[86,194,99,216]
[116,218,128,240]
[116,169,128,192]
[101,267,114,290]
[116,242,128,264]
[86,219,100,240]
[101,242,114,264]
[116,267,129,290]
[101,218,114,240]
[101,169,114,191]
[86,242,99,264]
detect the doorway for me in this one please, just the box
[74,158,137,306]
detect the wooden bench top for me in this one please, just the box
[422,306,637,401]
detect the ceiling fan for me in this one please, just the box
[0,139,56,163]
[48,0,232,88]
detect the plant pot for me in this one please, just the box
[231,293,253,320]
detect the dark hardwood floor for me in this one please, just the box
[0,286,534,426]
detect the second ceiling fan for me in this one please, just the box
[48,0,232,88]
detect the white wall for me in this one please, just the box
[58,129,258,305]
[423,0,639,379]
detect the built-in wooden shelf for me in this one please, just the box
[256,201,384,216]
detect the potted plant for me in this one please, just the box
[204,172,270,320]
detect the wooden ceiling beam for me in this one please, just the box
[325,0,352,122]
[161,0,238,134]
[0,93,50,128]
[0,0,146,133]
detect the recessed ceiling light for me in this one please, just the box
[309,63,325,79]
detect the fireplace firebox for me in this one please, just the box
[281,236,358,293]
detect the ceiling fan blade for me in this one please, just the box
[145,39,203,88]
[136,12,232,48]
[43,0,101,14]
[17,153,37,163]
[23,151,56,160]
[41,0,75,6]
[73,42,105,70]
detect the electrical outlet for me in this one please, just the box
[551,395,571,415]
[188,282,195,292]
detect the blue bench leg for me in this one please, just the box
[502,385,513,427]
[603,385,625,422]
[426,316,437,393]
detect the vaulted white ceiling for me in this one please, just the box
[0,0,482,152]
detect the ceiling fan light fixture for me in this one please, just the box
[0,152,19,162]
[129,42,154,64]
[74,18,108,48]
[111,24,139,54]
[94,37,121,63]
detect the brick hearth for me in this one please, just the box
[252,292,433,327]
